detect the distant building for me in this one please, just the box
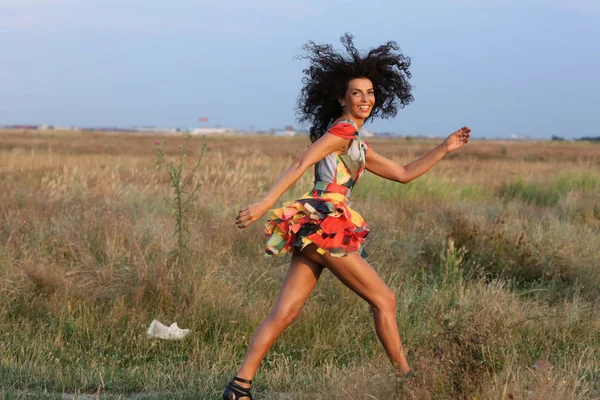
[273,125,296,136]
[510,133,529,140]
[53,125,79,131]
[9,125,38,130]
[130,126,179,134]
[361,128,375,137]
[190,127,232,135]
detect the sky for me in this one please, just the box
[1,0,599,138]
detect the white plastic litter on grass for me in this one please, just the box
[146,319,190,340]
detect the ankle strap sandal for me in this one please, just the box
[222,376,253,399]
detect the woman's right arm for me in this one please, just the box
[235,133,349,229]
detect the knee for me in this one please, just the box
[269,304,302,327]
[370,288,396,314]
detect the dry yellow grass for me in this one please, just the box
[0,129,599,399]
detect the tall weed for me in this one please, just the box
[155,137,207,257]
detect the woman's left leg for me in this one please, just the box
[234,251,324,383]
[300,244,411,375]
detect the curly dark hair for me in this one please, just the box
[297,34,414,142]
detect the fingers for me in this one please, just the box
[235,218,250,228]
[235,206,254,229]
[236,220,252,229]
[445,126,471,152]
[458,126,471,142]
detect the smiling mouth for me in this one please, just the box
[358,105,370,111]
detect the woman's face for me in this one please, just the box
[340,77,375,121]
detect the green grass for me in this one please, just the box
[499,171,600,206]
[354,172,487,203]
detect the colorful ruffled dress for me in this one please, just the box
[265,119,371,258]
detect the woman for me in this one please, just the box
[223,34,470,399]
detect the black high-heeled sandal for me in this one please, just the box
[222,376,253,400]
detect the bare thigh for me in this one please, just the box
[299,244,394,309]
[269,250,325,319]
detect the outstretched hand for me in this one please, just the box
[235,201,269,229]
[443,126,471,153]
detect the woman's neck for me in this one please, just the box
[340,114,364,131]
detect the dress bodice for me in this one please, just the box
[313,119,370,199]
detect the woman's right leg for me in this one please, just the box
[234,251,324,385]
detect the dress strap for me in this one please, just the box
[328,121,357,140]
[342,118,359,131]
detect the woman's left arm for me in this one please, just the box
[365,126,470,183]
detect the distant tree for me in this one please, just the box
[577,136,600,142]
[551,135,565,141]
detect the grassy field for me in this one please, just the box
[1,129,599,399]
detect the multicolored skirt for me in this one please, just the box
[265,189,369,259]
